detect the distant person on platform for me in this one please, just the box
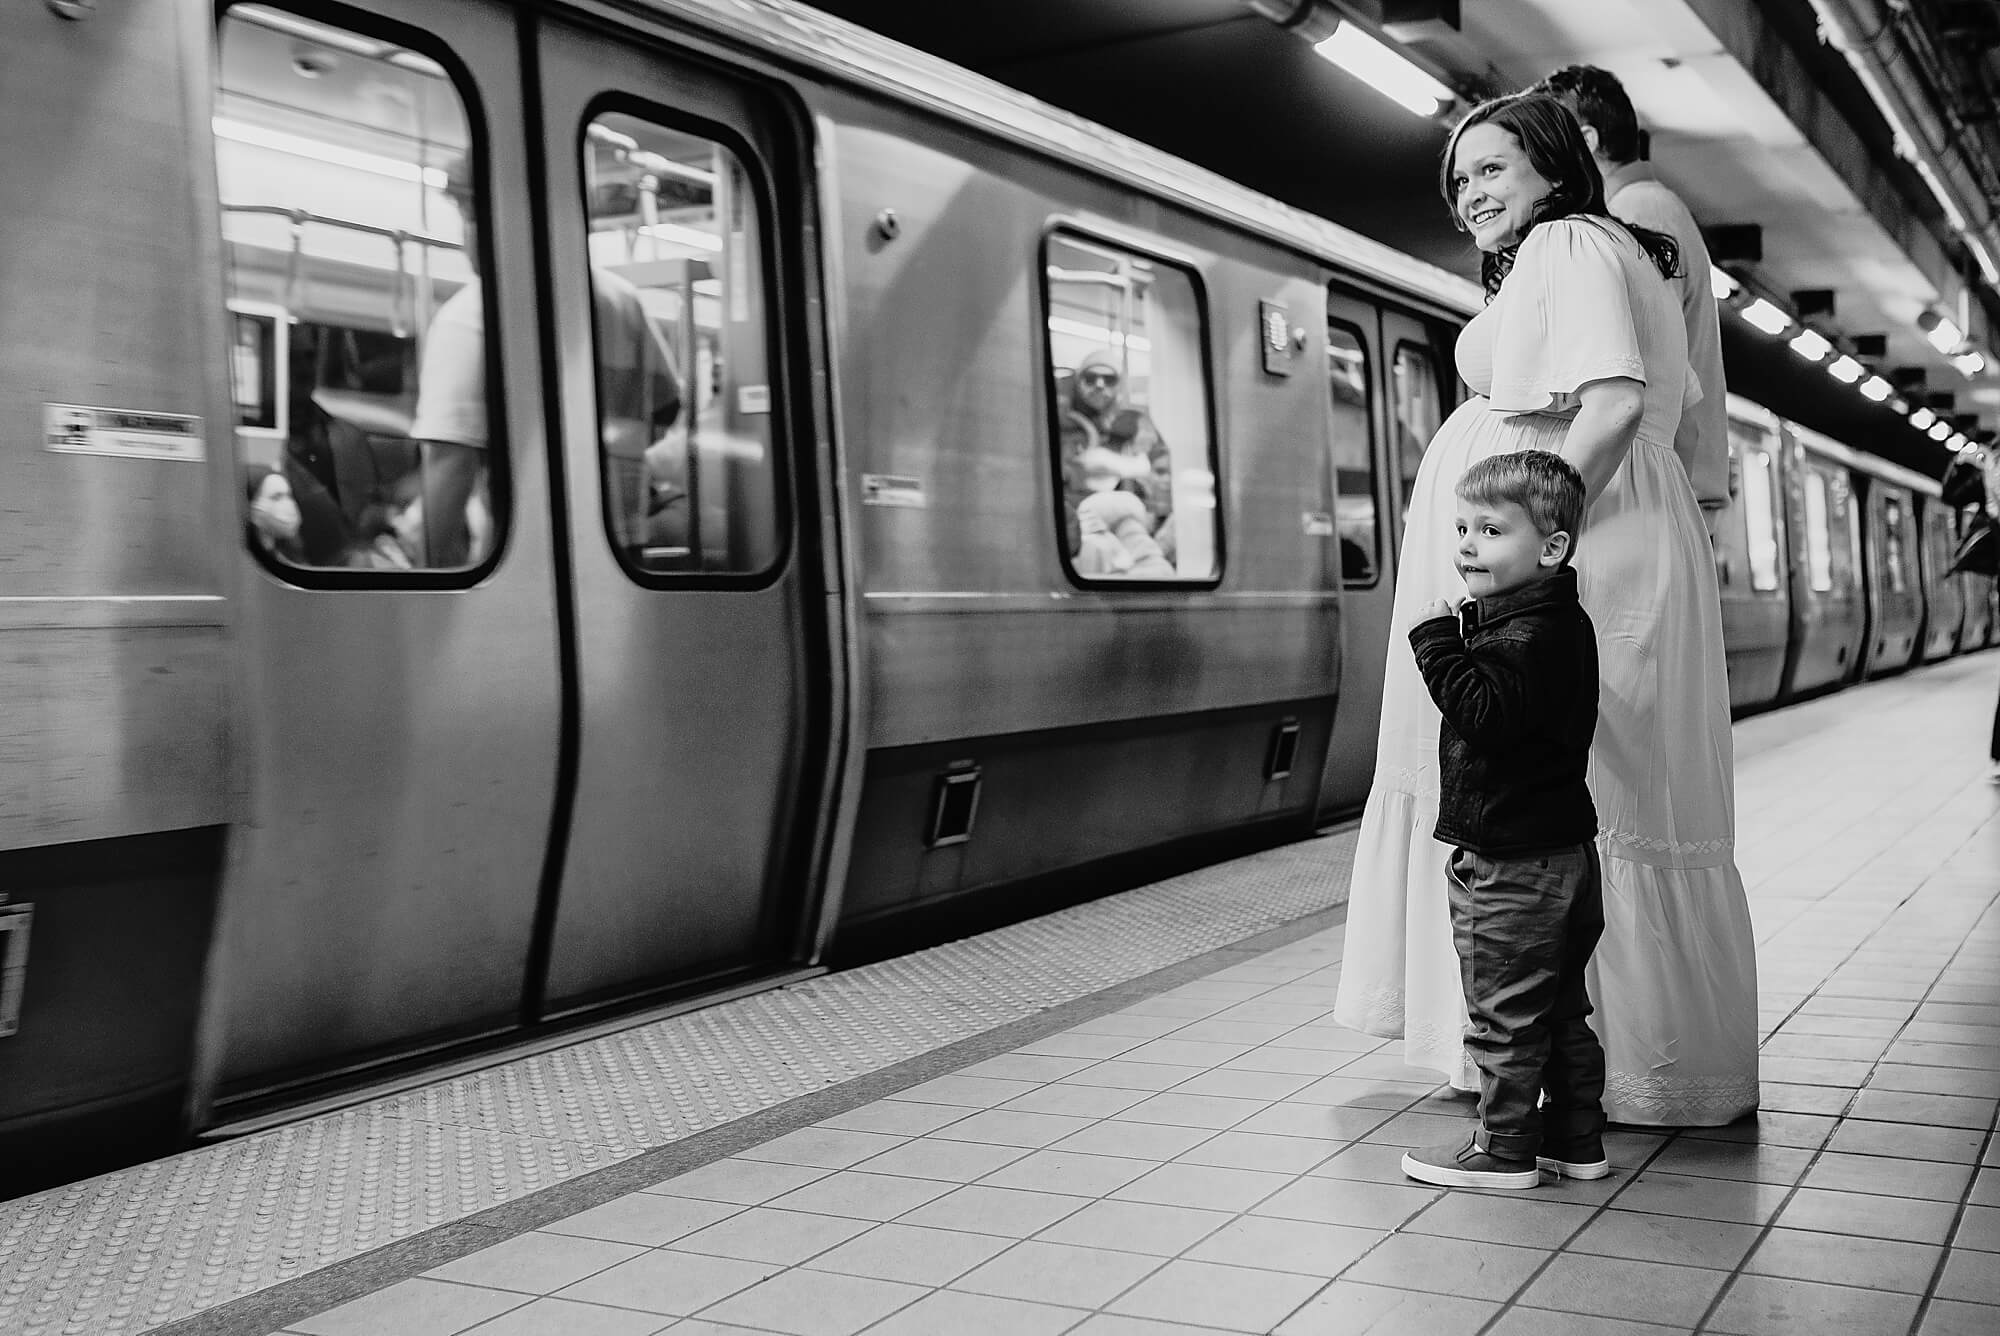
[1535,65,1731,533]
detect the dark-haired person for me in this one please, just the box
[1535,64,1730,534]
[1332,93,1760,1131]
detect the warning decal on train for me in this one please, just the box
[44,403,205,462]
[862,474,928,507]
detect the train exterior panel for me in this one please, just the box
[0,0,1992,1196]
[1715,399,1792,711]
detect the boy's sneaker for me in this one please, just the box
[1536,1135,1612,1180]
[1401,1136,1539,1189]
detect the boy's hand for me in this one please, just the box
[1411,598,1458,631]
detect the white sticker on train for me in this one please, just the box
[862,474,927,507]
[44,403,205,461]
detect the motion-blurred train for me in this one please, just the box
[3,0,1992,1196]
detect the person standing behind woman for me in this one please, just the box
[1332,93,1760,1129]
[1534,65,1732,535]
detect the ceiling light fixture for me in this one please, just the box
[1740,298,1792,336]
[1920,309,1965,354]
[1928,420,1954,441]
[1910,407,1938,430]
[1312,23,1453,117]
[1952,349,1987,378]
[1859,376,1892,402]
[1710,267,1740,302]
[1788,329,1832,362]
[1826,355,1866,385]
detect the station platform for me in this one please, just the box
[4,652,1998,1336]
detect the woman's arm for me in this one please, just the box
[1563,375,1645,506]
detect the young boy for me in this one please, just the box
[1400,449,1610,1190]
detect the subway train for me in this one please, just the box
[2,0,1992,1197]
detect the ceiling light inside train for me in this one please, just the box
[1313,23,1452,117]
[1859,376,1892,402]
[1788,329,1832,362]
[1920,310,1964,354]
[1709,267,1739,302]
[213,117,448,188]
[1910,407,1938,430]
[1952,349,1987,378]
[1740,298,1792,336]
[1826,355,1865,385]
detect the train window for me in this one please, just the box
[1391,343,1441,521]
[1882,494,1909,593]
[216,5,496,575]
[1739,446,1780,592]
[1804,470,1834,592]
[581,113,781,576]
[1044,233,1217,583]
[1326,323,1377,584]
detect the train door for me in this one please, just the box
[203,1,563,1109]
[531,19,835,1015]
[1315,291,1388,818]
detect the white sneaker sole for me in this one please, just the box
[1537,1155,1612,1180]
[1400,1150,1539,1189]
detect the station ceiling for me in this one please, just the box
[803,0,2000,478]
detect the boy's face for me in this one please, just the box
[1454,494,1570,599]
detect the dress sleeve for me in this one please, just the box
[1488,218,1648,415]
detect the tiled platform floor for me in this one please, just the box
[63,653,2000,1335]
[253,653,2000,1336]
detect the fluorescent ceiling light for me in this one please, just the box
[1928,420,1954,441]
[1740,298,1792,335]
[638,222,723,253]
[1948,432,1970,451]
[1788,329,1832,362]
[1859,376,1892,402]
[1709,267,1739,301]
[1910,407,1938,430]
[214,117,448,189]
[1952,350,1987,377]
[1313,23,1452,117]
[1826,355,1865,384]
[1923,312,1964,353]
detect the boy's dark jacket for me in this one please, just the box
[1408,565,1598,857]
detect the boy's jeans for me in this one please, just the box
[1446,843,1608,1162]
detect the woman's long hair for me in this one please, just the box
[1440,92,1680,299]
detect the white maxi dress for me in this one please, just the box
[1333,218,1760,1126]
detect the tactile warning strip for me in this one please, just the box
[0,831,1354,1336]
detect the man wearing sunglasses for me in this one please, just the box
[1060,348,1175,563]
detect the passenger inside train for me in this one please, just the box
[1045,234,1216,581]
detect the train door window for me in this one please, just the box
[1803,469,1834,592]
[1326,322,1377,584]
[1882,494,1909,593]
[1044,232,1217,583]
[215,5,497,575]
[1738,444,1780,592]
[581,113,781,576]
[1391,342,1441,521]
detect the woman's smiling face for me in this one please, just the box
[1450,121,1553,253]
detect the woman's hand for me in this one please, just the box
[1563,375,1645,506]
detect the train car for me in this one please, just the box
[5,0,1495,1194]
[1714,395,1792,713]
[1854,450,1932,677]
[1918,492,1967,661]
[3,0,1988,1200]
[1775,421,1871,701]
